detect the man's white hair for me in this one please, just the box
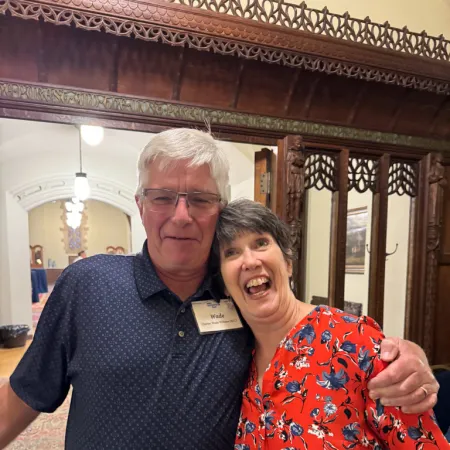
[136,128,230,201]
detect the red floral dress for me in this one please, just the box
[235,306,448,449]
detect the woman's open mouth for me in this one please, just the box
[244,276,272,296]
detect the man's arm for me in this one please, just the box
[368,338,439,414]
[0,381,40,449]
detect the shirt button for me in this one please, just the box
[180,308,186,314]
[178,331,185,338]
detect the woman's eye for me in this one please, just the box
[256,239,269,248]
[223,249,237,258]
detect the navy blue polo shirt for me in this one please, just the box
[10,242,253,449]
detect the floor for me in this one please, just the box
[0,340,31,378]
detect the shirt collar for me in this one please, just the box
[133,241,223,302]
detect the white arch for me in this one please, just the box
[9,173,137,216]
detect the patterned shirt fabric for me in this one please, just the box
[11,242,253,450]
[235,306,449,450]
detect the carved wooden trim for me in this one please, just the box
[304,152,338,191]
[388,161,419,197]
[406,153,446,360]
[1,0,450,94]
[367,153,390,327]
[347,157,378,193]
[328,148,348,310]
[168,0,450,62]
[277,135,305,299]
[2,80,449,152]
[423,154,446,358]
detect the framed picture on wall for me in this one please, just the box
[345,207,368,274]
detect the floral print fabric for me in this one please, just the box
[235,306,448,449]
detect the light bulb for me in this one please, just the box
[74,172,90,201]
[80,125,104,146]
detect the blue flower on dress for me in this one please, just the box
[286,381,300,394]
[329,321,335,328]
[407,426,422,440]
[321,330,332,343]
[358,347,371,372]
[324,402,337,416]
[310,408,320,418]
[342,315,358,323]
[375,399,384,417]
[284,338,295,352]
[342,423,360,442]
[264,410,276,430]
[341,341,356,354]
[290,422,304,436]
[317,368,349,390]
[245,421,256,433]
[295,323,316,344]
[308,347,315,356]
[235,445,250,450]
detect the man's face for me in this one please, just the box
[136,158,220,274]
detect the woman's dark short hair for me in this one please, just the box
[215,198,293,262]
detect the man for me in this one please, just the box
[73,250,86,263]
[0,129,439,449]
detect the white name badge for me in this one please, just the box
[191,299,244,334]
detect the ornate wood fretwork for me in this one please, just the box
[284,136,305,299]
[1,1,450,94]
[348,157,378,193]
[304,153,338,191]
[2,80,449,152]
[388,161,418,197]
[169,0,450,62]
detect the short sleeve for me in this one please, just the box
[358,317,449,448]
[10,267,77,413]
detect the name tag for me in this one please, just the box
[191,299,244,334]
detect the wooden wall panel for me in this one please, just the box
[393,91,441,136]
[0,16,39,81]
[179,50,239,108]
[117,39,182,99]
[237,60,294,115]
[41,21,114,92]
[307,76,359,124]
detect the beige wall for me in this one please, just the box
[86,200,131,257]
[28,200,131,268]
[304,188,411,337]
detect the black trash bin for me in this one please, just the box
[0,325,30,348]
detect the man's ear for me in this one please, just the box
[135,195,144,219]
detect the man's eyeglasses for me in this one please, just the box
[141,188,221,216]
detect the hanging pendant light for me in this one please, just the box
[74,127,90,201]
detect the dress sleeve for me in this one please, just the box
[359,318,449,448]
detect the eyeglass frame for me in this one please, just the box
[140,188,223,214]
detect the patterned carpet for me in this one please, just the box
[0,378,70,449]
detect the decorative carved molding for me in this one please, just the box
[1,80,450,152]
[348,157,378,193]
[284,135,304,298]
[1,0,450,94]
[387,161,418,197]
[168,0,450,62]
[423,153,446,358]
[304,153,338,191]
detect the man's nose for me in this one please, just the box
[241,248,261,271]
[171,197,193,224]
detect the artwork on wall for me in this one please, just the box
[345,207,368,274]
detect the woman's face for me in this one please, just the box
[219,231,292,322]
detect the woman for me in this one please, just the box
[215,199,448,449]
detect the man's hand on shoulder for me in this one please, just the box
[367,337,439,414]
